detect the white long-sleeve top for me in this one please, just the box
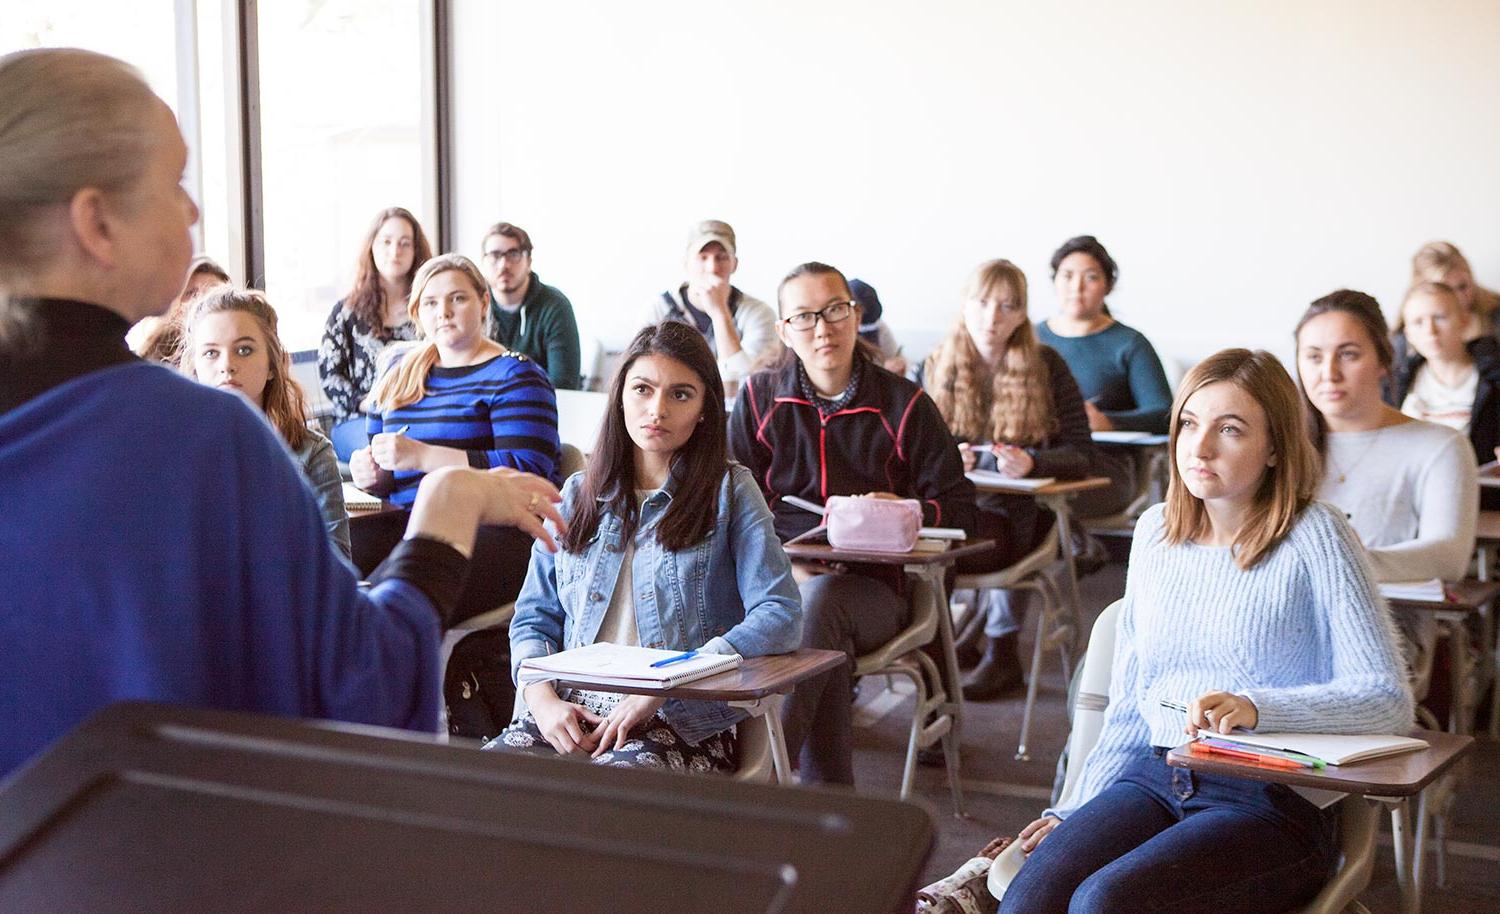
[1048,502,1413,820]
[1316,420,1478,583]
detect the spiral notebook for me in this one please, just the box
[518,643,742,689]
[341,483,382,510]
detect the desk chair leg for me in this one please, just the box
[1044,494,1085,627]
[762,701,792,785]
[1015,593,1050,763]
[941,728,965,818]
[1386,798,1421,914]
[729,695,792,785]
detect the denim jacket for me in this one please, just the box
[509,462,803,744]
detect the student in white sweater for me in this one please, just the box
[1294,289,1478,655]
[1000,349,1412,914]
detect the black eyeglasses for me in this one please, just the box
[482,248,528,264]
[783,300,855,331]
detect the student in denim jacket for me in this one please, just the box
[492,322,802,773]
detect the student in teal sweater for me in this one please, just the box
[481,222,582,390]
[1037,235,1174,516]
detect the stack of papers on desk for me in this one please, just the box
[966,470,1055,490]
[1379,579,1445,602]
[1196,730,1428,766]
[517,642,742,689]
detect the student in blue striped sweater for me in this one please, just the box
[353,254,561,624]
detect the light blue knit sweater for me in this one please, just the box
[1050,501,1414,819]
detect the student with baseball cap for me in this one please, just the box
[646,219,781,382]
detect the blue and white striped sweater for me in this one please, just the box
[369,353,560,507]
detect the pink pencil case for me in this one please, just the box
[824,495,922,553]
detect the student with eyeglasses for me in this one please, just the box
[917,259,1099,700]
[480,222,582,390]
[728,262,975,786]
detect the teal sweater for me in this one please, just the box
[1037,320,1172,433]
[487,272,582,390]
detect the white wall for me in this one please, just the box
[450,0,1500,373]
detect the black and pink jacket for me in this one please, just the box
[728,356,976,544]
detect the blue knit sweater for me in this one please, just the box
[0,362,444,776]
[1050,501,1414,819]
[368,352,560,507]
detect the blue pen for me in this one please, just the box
[650,650,698,669]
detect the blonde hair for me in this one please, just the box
[179,287,311,451]
[367,254,492,412]
[923,259,1055,445]
[0,48,159,353]
[1392,280,1462,335]
[1162,349,1318,570]
[1412,241,1500,318]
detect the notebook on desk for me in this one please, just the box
[1379,579,1445,602]
[518,642,742,689]
[1195,730,1429,766]
[341,483,382,510]
[965,470,1056,490]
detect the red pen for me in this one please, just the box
[1189,740,1306,770]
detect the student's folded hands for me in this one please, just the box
[590,695,668,758]
[526,684,604,755]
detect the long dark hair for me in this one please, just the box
[561,322,728,553]
[1292,289,1393,457]
[342,206,432,336]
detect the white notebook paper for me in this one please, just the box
[1195,730,1428,766]
[966,470,1056,490]
[341,483,382,510]
[518,642,742,690]
[1378,579,1445,603]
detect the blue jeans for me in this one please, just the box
[1000,749,1338,914]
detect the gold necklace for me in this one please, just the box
[1328,427,1384,484]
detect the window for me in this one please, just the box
[256,0,434,351]
[2,1,238,285]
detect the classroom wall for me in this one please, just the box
[449,0,1500,372]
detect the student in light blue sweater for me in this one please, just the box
[1000,349,1413,914]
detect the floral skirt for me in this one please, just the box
[485,692,737,775]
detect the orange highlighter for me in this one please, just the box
[1188,740,1308,770]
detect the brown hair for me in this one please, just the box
[341,207,433,337]
[1292,289,1393,457]
[0,49,159,356]
[139,255,233,364]
[923,259,1055,445]
[367,254,492,412]
[1162,349,1318,570]
[179,287,311,451]
[562,322,727,553]
[481,222,533,253]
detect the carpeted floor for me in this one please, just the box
[845,560,1500,913]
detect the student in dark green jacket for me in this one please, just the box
[481,222,583,390]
